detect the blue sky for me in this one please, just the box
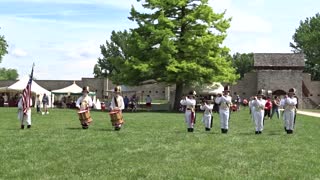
[0,0,319,80]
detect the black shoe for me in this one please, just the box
[255,131,259,134]
[287,130,293,134]
[224,129,228,134]
[221,129,224,133]
[259,131,262,134]
[27,125,31,129]
[21,125,24,129]
[205,128,211,131]
[82,125,88,129]
[187,128,191,132]
[115,127,121,131]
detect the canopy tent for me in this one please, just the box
[196,82,224,95]
[51,82,96,96]
[51,82,96,108]
[0,76,52,107]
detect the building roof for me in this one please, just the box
[254,53,305,69]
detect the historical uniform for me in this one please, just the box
[180,90,197,132]
[280,88,297,134]
[248,96,256,122]
[76,86,93,129]
[215,86,232,134]
[17,94,33,129]
[200,100,213,131]
[252,90,266,134]
[109,86,125,131]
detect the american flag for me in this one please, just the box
[22,64,34,114]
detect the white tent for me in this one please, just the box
[0,76,52,107]
[52,82,82,94]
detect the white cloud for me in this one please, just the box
[10,48,28,57]
[209,0,272,33]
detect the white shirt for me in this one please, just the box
[145,96,152,103]
[280,97,297,110]
[200,103,213,115]
[110,95,125,110]
[180,97,196,107]
[76,95,93,110]
[215,95,232,110]
[252,98,266,111]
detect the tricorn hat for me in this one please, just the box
[257,89,265,96]
[114,86,121,93]
[82,86,89,93]
[288,88,296,94]
[223,85,230,92]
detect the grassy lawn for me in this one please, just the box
[0,107,319,179]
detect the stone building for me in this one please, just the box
[231,53,320,109]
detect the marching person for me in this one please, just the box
[109,86,125,131]
[76,86,93,129]
[180,90,197,132]
[200,99,213,131]
[17,93,33,129]
[280,88,297,134]
[215,86,232,134]
[252,90,266,134]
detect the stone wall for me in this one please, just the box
[303,73,320,107]
[230,72,257,100]
[257,70,304,107]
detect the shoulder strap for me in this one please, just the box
[114,96,119,107]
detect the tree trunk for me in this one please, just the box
[173,82,184,111]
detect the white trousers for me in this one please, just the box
[18,110,32,125]
[202,114,212,128]
[219,109,229,129]
[254,110,264,131]
[283,110,295,130]
[184,110,195,128]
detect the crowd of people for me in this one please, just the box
[181,86,298,135]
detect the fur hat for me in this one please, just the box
[82,86,89,93]
[223,85,230,92]
[114,86,121,93]
[257,89,265,96]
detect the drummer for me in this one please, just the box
[110,86,125,131]
[76,86,93,129]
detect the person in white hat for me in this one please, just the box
[110,86,125,131]
[76,86,93,129]
[251,89,266,134]
[180,90,197,132]
[215,85,232,134]
[280,88,297,134]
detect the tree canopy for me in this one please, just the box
[231,53,254,79]
[96,0,238,109]
[290,13,320,80]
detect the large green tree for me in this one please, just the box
[231,52,254,79]
[290,13,320,80]
[0,30,18,80]
[97,0,238,109]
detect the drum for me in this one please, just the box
[78,110,91,121]
[109,110,124,125]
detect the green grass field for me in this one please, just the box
[0,108,319,180]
